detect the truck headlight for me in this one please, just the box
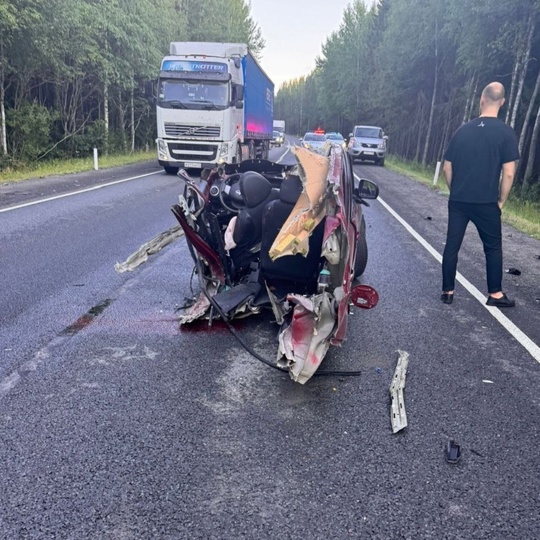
[217,143,230,164]
[157,139,168,159]
[378,142,385,149]
[219,143,229,158]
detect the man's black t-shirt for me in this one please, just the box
[444,117,519,203]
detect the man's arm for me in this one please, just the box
[442,160,452,188]
[499,161,516,208]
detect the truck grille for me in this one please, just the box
[361,143,378,149]
[167,142,218,161]
[164,123,221,138]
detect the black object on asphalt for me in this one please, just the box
[424,216,432,220]
[445,441,462,464]
[506,268,521,275]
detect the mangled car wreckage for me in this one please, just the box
[171,143,379,384]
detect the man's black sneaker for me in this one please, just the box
[486,293,515,308]
[441,293,454,305]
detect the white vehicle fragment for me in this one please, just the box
[390,350,409,433]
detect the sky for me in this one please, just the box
[250,0,376,91]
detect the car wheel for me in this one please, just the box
[164,166,179,175]
[354,216,368,278]
[378,158,385,167]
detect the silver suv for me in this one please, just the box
[348,125,387,166]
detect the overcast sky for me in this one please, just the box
[250,0,376,91]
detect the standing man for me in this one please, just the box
[441,82,519,307]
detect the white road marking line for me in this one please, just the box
[276,141,291,164]
[355,173,540,364]
[0,170,162,213]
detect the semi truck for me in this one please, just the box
[273,119,285,135]
[154,42,274,174]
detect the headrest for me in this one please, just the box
[279,176,303,204]
[240,171,272,208]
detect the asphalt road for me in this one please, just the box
[0,142,539,539]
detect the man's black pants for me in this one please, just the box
[442,200,502,294]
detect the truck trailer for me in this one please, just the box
[155,42,274,174]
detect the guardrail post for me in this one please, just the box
[93,148,99,171]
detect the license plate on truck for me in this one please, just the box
[185,162,202,168]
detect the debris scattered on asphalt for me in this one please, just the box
[390,350,409,434]
[482,379,494,384]
[535,255,540,260]
[424,216,432,220]
[115,225,183,273]
[470,448,484,458]
[445,440,462,464]
[376,367,383,374]
[506,268,521,276]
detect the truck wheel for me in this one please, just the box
[354,216,368,278]
[235,144,242,164]
[164,166,179,175]
[248,140,255,159]
[378,158,385,167]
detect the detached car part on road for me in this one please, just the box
[171,144,379,383]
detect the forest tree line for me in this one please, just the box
[0,0,263,167]
[275,0,540,202]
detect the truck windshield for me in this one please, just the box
[354,127,382,139]
[158,80,229,109]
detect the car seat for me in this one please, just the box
[229,171,278,274]
[260,175,325,294]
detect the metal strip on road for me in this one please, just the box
[354,173,540,365]
[0,170,162,214]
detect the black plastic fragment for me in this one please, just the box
[445,440,462,464]
[506,268,521,276]
[60,299,113,336]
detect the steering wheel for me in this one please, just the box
[218,173,244,213]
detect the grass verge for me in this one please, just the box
[386,155,540,240]
[0,150,155,185]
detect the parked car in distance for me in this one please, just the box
[301,132,327,153]
[271,130,284,147]
[325,132,346,148]
[348,125,387,166]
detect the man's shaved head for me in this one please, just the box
[482,82,505,103]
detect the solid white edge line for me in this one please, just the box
[0,170,162,213]
[354,173,540,364]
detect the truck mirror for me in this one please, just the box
[236,85,244,101]
[235,100,244,109]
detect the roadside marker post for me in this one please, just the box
[433,161,441,186]
[93,148,99,171]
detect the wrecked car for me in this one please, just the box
[171,143,379,384]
